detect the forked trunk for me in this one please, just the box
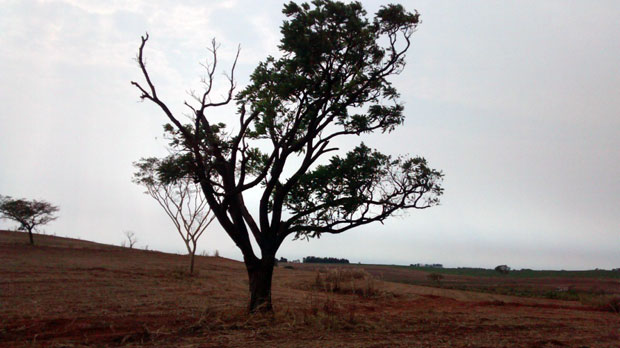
[246,255,275,313]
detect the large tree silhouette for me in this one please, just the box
[132,0,443,312]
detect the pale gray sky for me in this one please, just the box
[1,0,618,269]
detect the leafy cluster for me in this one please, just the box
[286,144,442,238]
[237,0,420,149]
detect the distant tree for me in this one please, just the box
[495,265,510,274]
[123,230,138,249]
[133,156,215,274]
[279,257,288,263]
[132,1,443,312]
[0,195,59,245]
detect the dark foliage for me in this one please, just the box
[303,256,350,264]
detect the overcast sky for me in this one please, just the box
[1,0,618,270]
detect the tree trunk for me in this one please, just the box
[246,255,275,313]
[27,228,34,245]
[189,251,195,275]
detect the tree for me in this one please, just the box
[123,230,138,249]
[133,156,215,274]
[0,195,59,245]
[132,0,443,312]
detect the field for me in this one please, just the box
[1,230,619,347]
[292,263,620,303]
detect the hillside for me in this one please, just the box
[1,230,619,347]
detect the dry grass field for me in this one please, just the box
[1,230,619,347]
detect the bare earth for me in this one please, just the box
[1,230,618,347]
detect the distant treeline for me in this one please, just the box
[303,256,349,264]
[406,266,620,279]
[410,263,443,268]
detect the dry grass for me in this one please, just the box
[313,267,381,298]
[188,292,374,334]
[2,230,619,348]
[580,294,620,313]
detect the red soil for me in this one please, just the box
[1,230,618,347]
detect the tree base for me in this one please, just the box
[246,256,275,313]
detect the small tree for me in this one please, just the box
[123,230,138,249]
[0,195,59,245]
[132,1,443,312]
[133,156,215,274]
